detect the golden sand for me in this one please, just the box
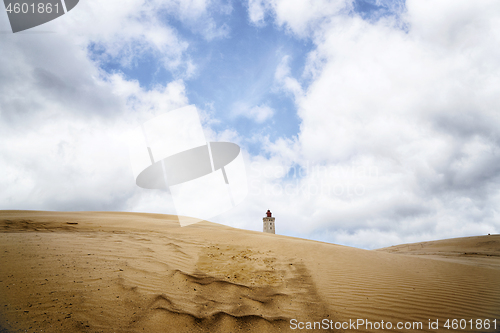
[0,211,499,332]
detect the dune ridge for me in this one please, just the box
[1,211,499,332]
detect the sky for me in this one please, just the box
[1,0,500,249]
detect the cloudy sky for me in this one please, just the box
[1,0,500,249]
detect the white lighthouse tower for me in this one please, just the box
[263,210,275,234]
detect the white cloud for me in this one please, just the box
[0,0,237,216]
[248,105,275,123]
[153,0,232,41]
[61,0,189,71]
[247,0,267,26]
[251,0,352,38]
[213,0,500,248]
[0,75,188,212]
[232,103,275,123]
[0,0,230,214]
[0,22,189,212]
[275,55,303,100]
[38,0,233,76]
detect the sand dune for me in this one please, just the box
[0,211,499,332]
[376,235,500,271]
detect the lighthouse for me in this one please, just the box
[263,210,275,234]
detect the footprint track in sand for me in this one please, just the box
[118,244,338,332]
[197,245,285,286]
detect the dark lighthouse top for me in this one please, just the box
[266,210,272,217]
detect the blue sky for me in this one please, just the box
[92,0,313,151]
[90,0,399,154]
[1,0,499,249]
